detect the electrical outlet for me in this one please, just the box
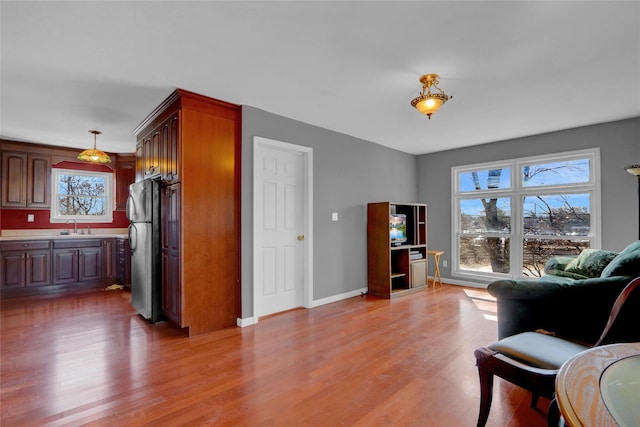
[442,260,448,268]
[331,212,339,221]
[27,214,35,222]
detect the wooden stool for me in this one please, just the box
[427,250,444,287]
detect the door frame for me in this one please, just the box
[253,136,313,322]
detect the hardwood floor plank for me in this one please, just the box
[2,285,549,426]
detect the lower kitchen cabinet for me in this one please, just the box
[1,238,130,295]
[0,241,52,288]
[116,238,131,286]
[102,239,117,281]
[52,240,102,285]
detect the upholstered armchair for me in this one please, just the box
[487,240,640,345]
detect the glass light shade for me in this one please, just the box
[624,164,640,176]
[78,148,111,163]
[411,93,449,118]
[413,96,445,116]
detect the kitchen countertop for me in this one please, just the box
[0,234,128,241]
[0,229,128,242]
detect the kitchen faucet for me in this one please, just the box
[66,219,77,235]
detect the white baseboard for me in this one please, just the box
[310,287,368,308]
[237,316,256,327]
[237,282,490,328]
[236,286,369,328]
[435,276,488,289]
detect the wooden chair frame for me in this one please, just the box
[474,276,640,427]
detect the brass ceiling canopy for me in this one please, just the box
[78,130,111,163]
[410,73,452,119]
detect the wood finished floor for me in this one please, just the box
[1,284,550,426]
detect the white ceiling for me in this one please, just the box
[1,1,639,155]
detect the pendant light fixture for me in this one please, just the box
[410,73,452,119]
[78,130,111,163]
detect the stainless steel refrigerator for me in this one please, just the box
[126,178,161,322]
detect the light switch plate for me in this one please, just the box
[331,212,339,221]
[27,214,35,222]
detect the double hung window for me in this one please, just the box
[452,149,600,280]
[50,168,113,223]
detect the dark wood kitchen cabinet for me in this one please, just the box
[135,142,144,182]
[139,129,162,179]
[161,183,181,324]
[115,155,135,211]
[116,238,131,287]
[0,241,52,288]
[102,238,117,281]
[1,151,50,208]
[162,112,180,183]
[136,113,180,183]
[134,89,240,336]
[53,240,102,285]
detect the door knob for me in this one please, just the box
[297,235,304,241]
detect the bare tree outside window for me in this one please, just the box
[454,152,597,279]
[57,174,106,216]
[50,168,113,222]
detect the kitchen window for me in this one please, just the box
[50,168,113,222]
[452,148,600,281]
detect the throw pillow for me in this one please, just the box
[565,249,618,278]
[601,240,640,277]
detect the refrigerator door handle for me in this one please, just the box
[128,223,136,254]
[125,194,134,222]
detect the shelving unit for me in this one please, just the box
[367,201,428,298]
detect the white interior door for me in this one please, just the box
[254,137,312,319]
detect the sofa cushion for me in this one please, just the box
[489,332,589,369]
[546,269,590,280]
[564,249,618,278]
[601,240,640,278]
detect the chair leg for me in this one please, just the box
[476,366,494,427]
[547,396,561,427]
[531,393,539,409]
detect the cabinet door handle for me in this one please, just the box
[25,253,30,259]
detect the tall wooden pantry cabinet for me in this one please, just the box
[134,89,240,336]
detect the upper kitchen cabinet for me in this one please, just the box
[138,128,161,179]
[133,89,241,336]
[135,111,180,183]
[1,151,51,208]
[115,154,135,211]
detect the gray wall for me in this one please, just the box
[417,117,640,286]
[241,106,417,318]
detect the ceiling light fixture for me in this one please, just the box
[410,73,452,119]
[78,130,111,163]
[625,163,640,239]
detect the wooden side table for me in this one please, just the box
[555,343,640,426]
[427,250,444,287]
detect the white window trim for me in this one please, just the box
[451,148,601,282]
[50,168,114,223]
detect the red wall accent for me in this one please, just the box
[1,159,127,232]
[1,209,129,230]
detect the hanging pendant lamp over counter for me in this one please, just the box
[78,130,111,163]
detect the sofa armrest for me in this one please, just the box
[488,275,636,344]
